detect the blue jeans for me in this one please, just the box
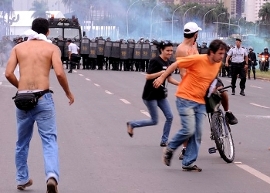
[168,97,206,166]
[128,99,173,143]
[15,93,59,185]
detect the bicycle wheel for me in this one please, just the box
[211,111,235,163]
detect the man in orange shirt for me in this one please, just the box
[153,39,227,171]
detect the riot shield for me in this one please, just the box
[104,41,112,58]
[141,43,151,60]
[89,42,97,58]
[80,38,90,55]
[120,43,128,60]
[127,42,135,59]
[97,39,105,55]
[133,43,142,60]
[150,44,158,59]
[111,42,120,58]
[200,47,208,54]
[170,43,178,62]
[56,40,66,58]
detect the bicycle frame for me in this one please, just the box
[207,85,235,163]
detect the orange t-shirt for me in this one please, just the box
[175,54,221,104]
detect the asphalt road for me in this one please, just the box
[0,66,270,193]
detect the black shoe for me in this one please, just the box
[240,89,245,96]
[160,142,167,147]
[225,111,238,125]
[163,147,173,166]
[182,164,202,172]
[46,177,58,193]
[232,89,235,95]
[68,70,72,73]
[179,148,186,160]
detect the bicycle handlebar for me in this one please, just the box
[217,85,232,92]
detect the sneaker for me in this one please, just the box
[160,142,167,147]
[225,111,238,125]
[232,88,235,95]
[240,89,245,96]
[182,164,202,172]
[17,179,33,190]
[178,148,186,160]
[163,147,173,166]
[46,178,58,193]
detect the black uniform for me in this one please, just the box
[248,48,257,79]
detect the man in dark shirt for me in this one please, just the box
[248,47,257,79]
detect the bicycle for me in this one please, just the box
[208,85,235,163]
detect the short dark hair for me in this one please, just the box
[31,18,49,35]
[67,39,72,43]
[207,39,227,55]
[183,32,197,39]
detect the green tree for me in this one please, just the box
[258,2,270,37]
[0,0,18,36]
[30,0,49,19]
[258,2,270,24]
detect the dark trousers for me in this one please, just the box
[248,65,256,79]
[69,54,80,71]
[231,64,246,90]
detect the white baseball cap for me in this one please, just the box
[184,22,202,34]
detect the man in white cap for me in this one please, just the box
[174,22,201,160]
[176,22,201,78]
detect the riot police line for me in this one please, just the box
[8,35,209,71]
[54,36,209,72]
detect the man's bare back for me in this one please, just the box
[175,41,199,78]
[7,40,62,90]
[6,38,74,105]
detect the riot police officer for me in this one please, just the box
[248,47,257,79]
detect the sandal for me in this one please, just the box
[126,122,133,137]
[182,165,202,172]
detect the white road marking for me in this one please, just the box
[120,99,130,104]
[85,78,91,81]
[140,110,150,117]
[79,74,84,76]
[244,115,270,119]
[0,82,2,85]
[73,70,77,73]
[0,84,13,88]
[250,103,270,109]
[236,163,270,185]
[250,85,262,89]
[94,83,100,87]
[105,90,113,95]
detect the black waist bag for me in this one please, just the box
[12,89,53,111]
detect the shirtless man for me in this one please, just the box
[5,18,74,193]
[175,22,201,160]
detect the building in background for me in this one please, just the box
[245,0,270,22]
[12,0,69,14]
[179,0,221,5]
